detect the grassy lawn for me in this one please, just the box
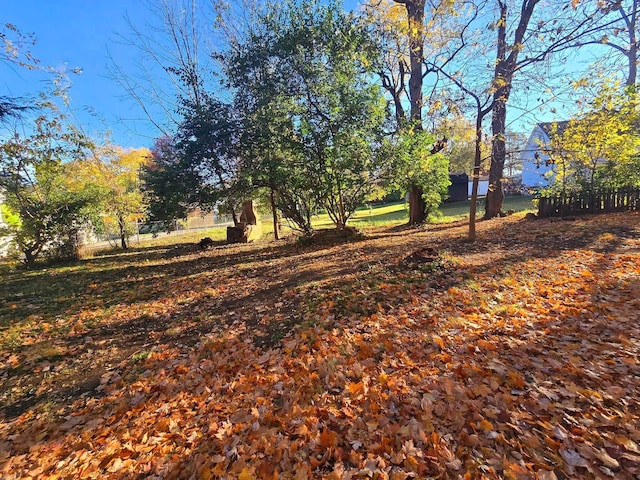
[82,196,535,251]
[1,210,638,478]
[288,195,535,232]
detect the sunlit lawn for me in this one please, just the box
[343,195,535,228]
[276,195,535,232]
[99,195,536,251]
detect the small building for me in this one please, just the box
[446,173,469,202]
[468,174,490,197]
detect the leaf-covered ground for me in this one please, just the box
[1,212,639,479]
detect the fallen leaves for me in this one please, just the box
[0,213,639,478]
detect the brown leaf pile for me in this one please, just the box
[1,212,639,479]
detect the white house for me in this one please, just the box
[520,121,569,188]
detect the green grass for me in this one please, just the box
[338,195,535,228]
[350,202,410,226]
[83,195,534,253]
[259,196,534,235]
[440,195,534,219]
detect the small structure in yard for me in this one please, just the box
[446,173,469,202]
[468,173,489,197]
[227,200,263,243]
[198,237,216,250]
[403,247,439,266]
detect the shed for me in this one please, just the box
[446,173,469,202]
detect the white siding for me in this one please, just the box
[468,180,489,196]
[520,126,555,188]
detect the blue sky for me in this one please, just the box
[2,1,615,150]
[3,1,161,148]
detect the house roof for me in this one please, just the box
[537,121,570,138]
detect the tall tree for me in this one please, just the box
[484,0,539,218]
[393,0,425,127]
[226,0,388,232]
[483,0,626,218]
[142,96,244,228]
[392,0,430,225]
[367,0,459,224]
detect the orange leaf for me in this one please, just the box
[348,381,363,395]
[199,465,213,480]
[319,429,338,448]
[477,339,497,351]
[478,419,493,432]
[443,378,455,396]
[507,371,525,389]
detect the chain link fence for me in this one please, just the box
[85,212,237,250]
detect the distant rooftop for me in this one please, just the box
[537,121,570,137]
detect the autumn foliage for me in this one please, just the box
[1,213,639,478]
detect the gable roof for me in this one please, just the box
[537,121,570,138]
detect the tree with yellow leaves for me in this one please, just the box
[362,0,460,225]
[82,146,151,249]
[542,83,640,195]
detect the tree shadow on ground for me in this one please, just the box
[1,213,638,422]
[5,222,637,477]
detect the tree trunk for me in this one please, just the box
[624,0,638,87]
[395,0,426,224]
[408,185,426,224]
[118,215,128,249]
[405,0,425,127]
[270,185,280,240]
[485,0,539,219]
[485,96,508,218]
[23,239,44,267]
[485,1,509,219]
[469,117,484,241]
[628,42,637,87]
[24,249,36,267]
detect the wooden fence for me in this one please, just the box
[537,188,640,218]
